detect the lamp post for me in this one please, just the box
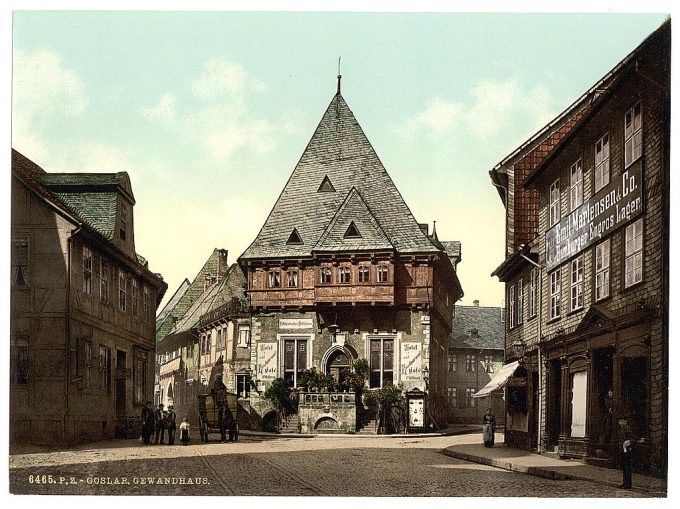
[422,365,429,391]
[329,323,340,343]
[512,339,525,363]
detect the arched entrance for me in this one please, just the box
[323,347,353,386]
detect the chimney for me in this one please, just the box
[473,299,480,307]
[217,249,229,280]
[204,273,214,291]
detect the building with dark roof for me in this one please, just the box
[489,21,669,476]
[10,149,167,445]
[238,80,463,433]
[447,302,505,425]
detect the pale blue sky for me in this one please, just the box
[12,11,669,309]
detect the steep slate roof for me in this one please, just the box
[240,93,440,260]
[449,305,504,351]
[441,241,462,262]
[156,278,191,327]
[315,187,393,252]
[53,192,118,239]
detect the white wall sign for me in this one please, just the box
[257,343,278,381]
[400,342,422,380]
[279,318,313,330]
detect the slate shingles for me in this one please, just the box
[449,305,504,351]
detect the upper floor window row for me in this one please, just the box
[266,265,391,288]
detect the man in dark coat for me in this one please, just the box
[226,407,237,442]
[483,408,497,447]
[166,405,177,445]
[218,404,230,443]
[140,401,154,444]
[154,403,167,445]
[618,417,636,489]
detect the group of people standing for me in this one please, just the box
[141,402,190,446]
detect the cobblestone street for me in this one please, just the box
[10,434,642,497]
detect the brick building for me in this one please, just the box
[10,149,167,444]
[238,80,463,432]
[489,21,669,475]
[447,302,504,425]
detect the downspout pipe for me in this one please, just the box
[65,225,83,440]
[519,250,543,453]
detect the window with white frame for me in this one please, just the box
[376,265,389,283]
[448,387,457,407]
[100,258,110,303]
[369,337,394,388]
[517,278,524,325]
[83,247,93,294]
[550,269,561,319]
[509,285,515,329]
[118,270,127,311]
[529,268,538,318]
[83,341,92,388]
[484,355,494,373]
[338,266,351,284]
[99,346,110,391]
[358,265,370,283]
[571,257,584,311]
[267,270,281,288]
[549,179,560,227]
[466,354,476,373]
[625,219,643,287]
[217,328,224,350]
[449,353,457,372]
[595,239,611,301]
[11,236,29,287]
[570,159,583,211]
[237,325,251,348]
[624,103,642,168]
[236,373,250,398]
[465,388,475,407]
[286,269,299,288]
[132,279,139,316]
[594,133,610,192]
[319,267,332,284]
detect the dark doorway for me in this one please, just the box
[621,357,649,439]
[116,350,127,417]
[593,347,614,454]
[531,371,539,448]
[326,350,351,386]
[547,359,562,449]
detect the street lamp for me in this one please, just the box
[512,339,525,361]
[422,365,429,390]
[329,323,340,343]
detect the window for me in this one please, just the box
[549,179,560,227]
[465,388,475,408]
[358,265,370,283]
[570,159,583,211]
[484,356,494,374]
[143,286,151,320]
[286,228,303,245]
[624,103,642,167]
[338,266,351,284]
[100,258,110,303]
[570,257,584,311]
[319,267,332,284]
[344,221,361,238]
[466,354,476,373]
[550,270,561,319]
[202,333,212,355]
[529,268,538,318]
[286,270,299,288]
[236,373,251,399]
[448,353,456,372]
[267,270,281,288]
[11,236,29,287]
[369,337,394,388]
[377,265,389,283]
[217,328,224,350]
[83,341,92,388]
[595,239,611,301]
[118,270,127,311]
[625,219,643,287]
[509,285,515,329]
[237,326,251,348]
[283,338,308,387]
[595,133,610,192]
[10,337,29,385]
[133,349,147,404]
[83,247,93,294]
[120,202,128,240]
[517,278,524,326]
[99,346,111,392]
[132,279,139,316]
[448,388,457,407]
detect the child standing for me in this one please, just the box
[180,418,190,446]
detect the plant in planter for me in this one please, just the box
[263,378,298,432]
[298,368,338,392]
[364,383,405,434]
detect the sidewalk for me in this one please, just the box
[442,436,667,497]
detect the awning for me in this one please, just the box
[473,360,519,398]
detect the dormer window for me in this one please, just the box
[287,228,303,245]
[120,202,128,241]
[318,175,336,193]
[344,221,362,239]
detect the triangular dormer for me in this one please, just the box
[575,304,616,333]
[344,221,362,239]
[286,228,303,245]
[318,175,336,193]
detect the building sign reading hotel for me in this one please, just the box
[257,343,278,381]
[546,162,643,271]
[400,342,422,381]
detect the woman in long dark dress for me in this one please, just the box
[483,408,497,447]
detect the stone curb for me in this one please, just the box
[441,447,665,497]
[239,428,478,439]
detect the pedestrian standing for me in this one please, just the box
[166,405,177,445]
[226,407,237,442]
[154,403,167,445]
[482,408,497,448]
[218,404,228,443]
[140,401,154,444]
[618,417,635,489]
[180,418,191,446]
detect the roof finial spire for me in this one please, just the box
[337,56,342,95]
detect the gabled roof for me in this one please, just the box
[240,92,440,261]
[314,187,393,252]
[54,192,118,239]
[449,305,504,351]
[156,278,191,327]
[39,171,135,203]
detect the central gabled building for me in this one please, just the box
[239,81,463,432]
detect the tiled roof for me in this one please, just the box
[315,187,393,252]
[441,240,461,261]
[156,278,191,327]
[53,192,118,239]
[449,305,504,351]
[240,93,440,260]
[39,172,122,187]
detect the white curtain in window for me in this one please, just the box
[571,371,588,438]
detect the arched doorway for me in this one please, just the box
[325,349,352,386]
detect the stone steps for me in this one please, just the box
[279,414,299,434]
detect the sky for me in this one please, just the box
[11,10,670,311]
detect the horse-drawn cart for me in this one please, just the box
[197,391,238,442]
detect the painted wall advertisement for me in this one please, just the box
[546,161,643,271]
[257,343,278,381]
[400,342,422,381]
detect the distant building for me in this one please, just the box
[10,149,167,444]
[447,302,505,425]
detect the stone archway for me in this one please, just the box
[322,346,354,386]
